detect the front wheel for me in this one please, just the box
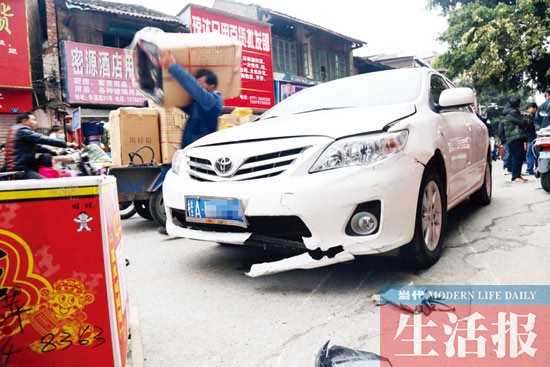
[541,172,550,193]
[400,165,447,268]
[149,190,166,227]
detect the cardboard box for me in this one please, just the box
[0,176,128,367]
[134,30,242,107]
[217,108,258,130]
[109,107,161,166]
[155,106,187,164]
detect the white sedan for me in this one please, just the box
[163,67,491,277]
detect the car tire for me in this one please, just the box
[470,157,492,205]
[134,200,153,220]
[119,201,136,220]
[541,172,550,193]
[149,190,167,227]
[401,164,447,268]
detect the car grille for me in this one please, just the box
[170,208,311,247]
[187,147,306,182]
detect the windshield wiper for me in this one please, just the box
[261,115,278,120]
[261,107,346,120]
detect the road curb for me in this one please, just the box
[127,296,145,367]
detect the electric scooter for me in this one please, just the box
[533,125,550,192]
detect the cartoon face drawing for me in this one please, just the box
[74,212,93,232]
[50,292,80,318]
[44,279,94,320]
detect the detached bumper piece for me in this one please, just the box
[246,247,355,277]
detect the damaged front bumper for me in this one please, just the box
[164,149,424,276]
[165,217,356,276]
[246,248,355,277]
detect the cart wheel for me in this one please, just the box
[134,200,153,220]
[119,201,137,220]
[149,190,166,227]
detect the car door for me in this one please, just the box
[430,74,473,201]
[467,108,489,188]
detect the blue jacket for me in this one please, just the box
[4,124,67,171]
[168,64,223,149]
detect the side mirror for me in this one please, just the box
[439,87,475,109]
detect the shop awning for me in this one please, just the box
[66,107,112,119]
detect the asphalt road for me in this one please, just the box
[123,161,550,367]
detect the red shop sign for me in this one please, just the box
[0,89,32,113]
[188,6,275,110]
[0,0,32,89]
[62,41,146,106]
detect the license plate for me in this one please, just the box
[185,196,247,227]
[539,151,550,158]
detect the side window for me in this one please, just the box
[430,75,449,109]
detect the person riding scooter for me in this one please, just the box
[4,112,77,179]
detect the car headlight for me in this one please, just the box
[310,130,409,173]
[171,150,186,175]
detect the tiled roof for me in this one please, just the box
[211,0,365,46]
[265,8,366,46]
[64,0,184,25]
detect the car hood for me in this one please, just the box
[193,103,416,147]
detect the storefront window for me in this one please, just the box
[312,49,349,82]
[272,37,297,75]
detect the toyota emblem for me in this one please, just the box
[214,156,233,176]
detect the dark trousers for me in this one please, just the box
[508,139,525,180]
[502,144,511,171]
[526,140,537,173]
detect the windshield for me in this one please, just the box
[261,68,423,119]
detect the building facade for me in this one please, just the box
[210,0,366,104]
[0,0,186,150]
[0,0,35,149]
[1,0,376,155]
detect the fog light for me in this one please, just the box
[350,212,378,235]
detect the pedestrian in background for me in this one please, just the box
[37,153,61,178]
[525,102,538,175]
[498,119,512,175]
[502,98,529,182]
[474,106,497,161]
[474,106,493,137]
[48,125,65,140]
[535,89,550,130]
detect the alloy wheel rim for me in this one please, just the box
[421,181,442,251]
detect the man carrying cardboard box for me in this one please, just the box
[160,51,223,149]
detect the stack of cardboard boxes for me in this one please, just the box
[109,107,187,166]
[109,105,260,166]
[154,106,187,164]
